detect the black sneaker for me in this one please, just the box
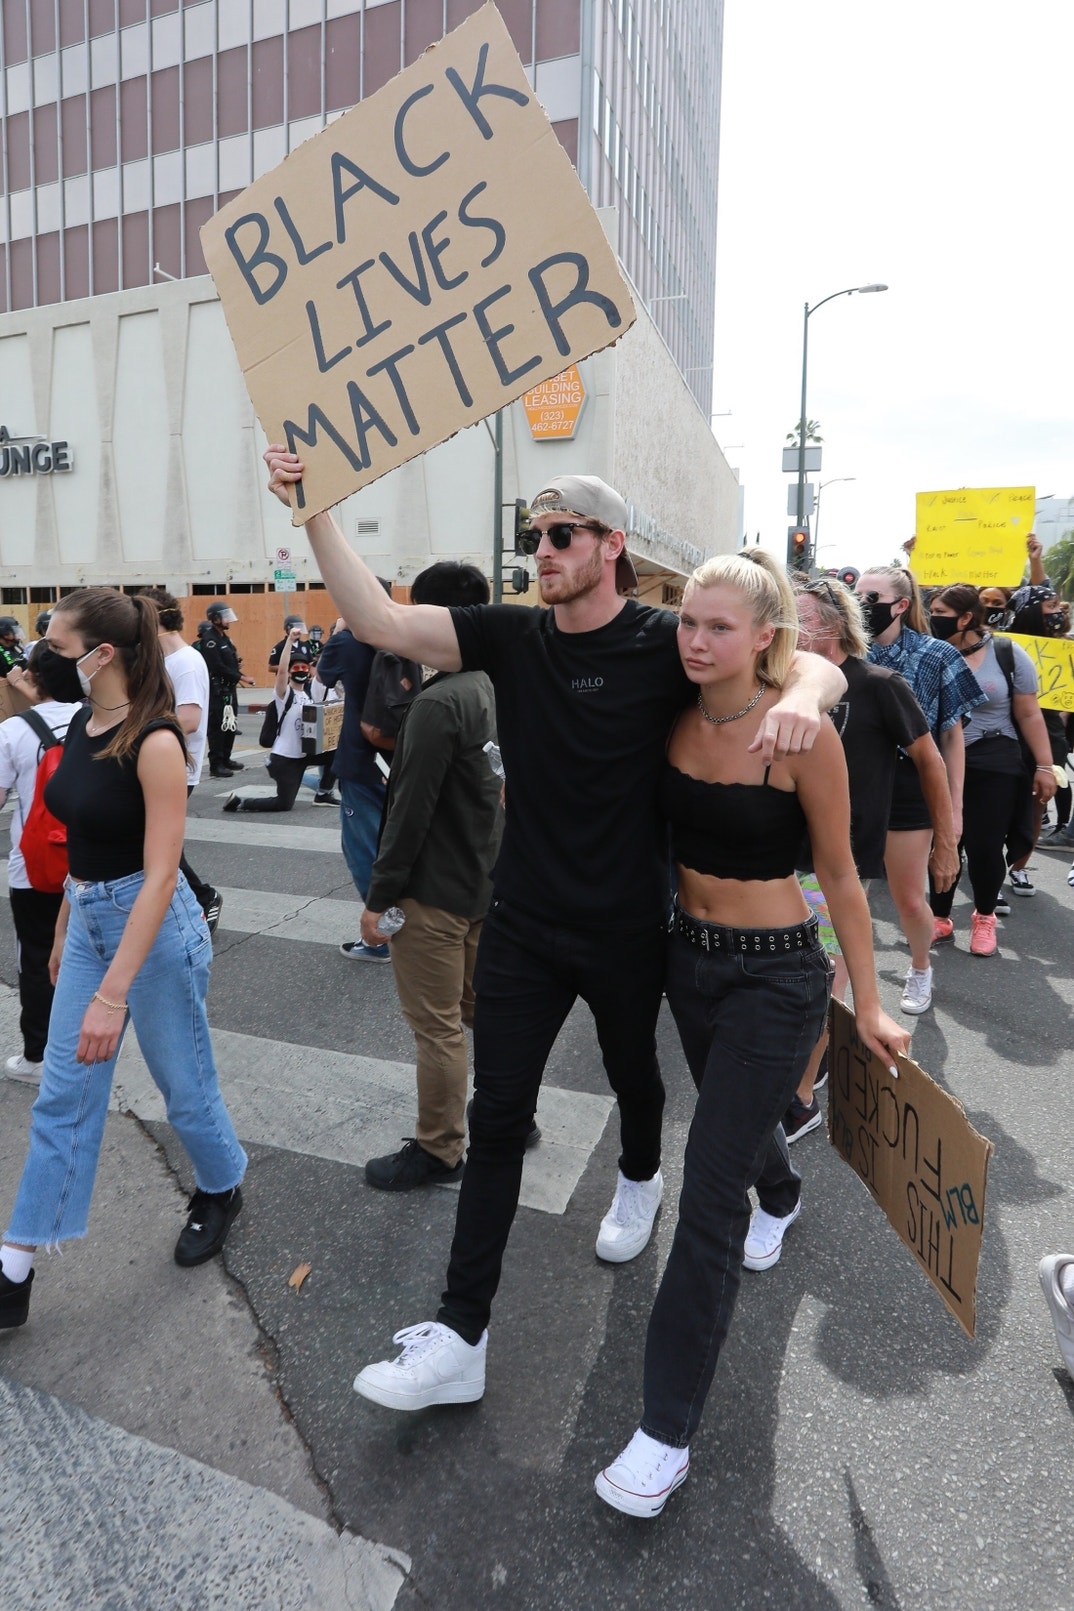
[312,791,342,806]
[783,1095,823,1143]
[174,1186,243,1266]
[465,1098,541,1150]
[0,1267,33,1329]
[202,889,224,935]
[224,760,244,772]
[994,893,1011,916]
[222,793,241,814]
[365,1139,464,1192]
[210,766,234,779]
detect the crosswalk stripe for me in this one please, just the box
[0,983,613,1217]
[213,887,360,943]
[183,818,343,853]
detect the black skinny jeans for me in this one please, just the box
[8,886,64,1062]
[930,765,1023,919]
[238,753,306,813]
[438,897,667,1344]
[642,927,832,1447]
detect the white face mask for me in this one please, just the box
[75,647,100,697]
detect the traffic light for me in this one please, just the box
[513,499,531,552]
[787,529,810,571]
[836,565,860,588]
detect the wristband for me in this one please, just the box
[1035,764,1053,772]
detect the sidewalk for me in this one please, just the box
[0,991,408,1611]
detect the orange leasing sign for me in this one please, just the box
[521,365,586,440]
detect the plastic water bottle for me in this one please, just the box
[483,740,505,779]
[376,907,406,936]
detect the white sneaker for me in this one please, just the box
[595,1428,690,1518]
[5,1055,42,1085]
[595,1170,663,1263]
[1039,1255,1074,1377]
[353,1321,486,1410]
[900,965,933,1015]
[743,1200,802,1271]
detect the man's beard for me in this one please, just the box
[537,543,604,605]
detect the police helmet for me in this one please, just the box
[0,616,21,638]
[35,609,52,635]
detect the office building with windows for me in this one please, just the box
[0,1,734,612]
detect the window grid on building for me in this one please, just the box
[1,0,718,412]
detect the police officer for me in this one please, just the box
[0,618,26,678]
[199,601,252,777]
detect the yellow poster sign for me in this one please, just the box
[995,633,1074,713]
[913,487,1034,586]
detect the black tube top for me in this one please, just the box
[658,763,808,881]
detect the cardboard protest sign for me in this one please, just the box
[913,487,1034,587]
[827,1001,994,1338]
[996,631,1074,713]
[201,3,635,523]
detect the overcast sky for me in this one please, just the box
[712,0,1074,573]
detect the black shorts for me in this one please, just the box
[888,753,933,832]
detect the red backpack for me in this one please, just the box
[17,708,68,893]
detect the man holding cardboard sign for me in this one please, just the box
[264,447,846,1413]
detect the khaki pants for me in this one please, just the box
[390,899,483,1166]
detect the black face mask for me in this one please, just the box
[1043,613,1067,636]
[34,644,85,704]
[864,599,901,637]
[929,613,960,640]
[984,607,1014,631]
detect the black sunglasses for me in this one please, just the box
[516,521,601,556]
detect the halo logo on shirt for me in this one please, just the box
[571,677,605,693]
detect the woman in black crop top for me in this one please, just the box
[0,588,246,1336]
[596,551,909,1519]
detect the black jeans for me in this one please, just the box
[239,753,306,813]
[642,925,831,1447]
[929,766,1023,918]
[438,897,667,1343]
[8,886,64,1062]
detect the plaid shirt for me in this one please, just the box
[867,626,985,739]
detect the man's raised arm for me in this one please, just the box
[264,447,463,671]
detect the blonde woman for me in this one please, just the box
[596,551,909,1519]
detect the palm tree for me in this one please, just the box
[786,420,823,447]
[1044,533,1074,601]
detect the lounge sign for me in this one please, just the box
[201,2,635,523]
[0,426,73,477]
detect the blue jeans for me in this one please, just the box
[5,872,246,1247]
[339,777,385,901]
[641,923,832,1446]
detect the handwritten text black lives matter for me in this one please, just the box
[210,25,630,514]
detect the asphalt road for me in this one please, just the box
[2,739,1073,1611]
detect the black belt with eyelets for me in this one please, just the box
[670,903,819,955]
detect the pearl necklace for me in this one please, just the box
[697,684,765,726]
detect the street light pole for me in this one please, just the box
[795,283,888,545]
[813,476,857,553]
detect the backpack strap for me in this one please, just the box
[993,634,1016,698]
[17,707,62,755]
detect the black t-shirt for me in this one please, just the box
[45,708,186,881]
[818,655,929,878]
[450,601,689,927]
